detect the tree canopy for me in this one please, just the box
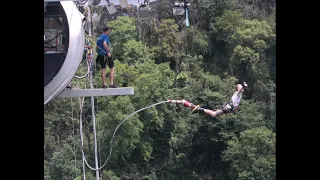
[44,1,276,179]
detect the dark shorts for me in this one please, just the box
[96,55,114,69]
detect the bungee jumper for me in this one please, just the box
[76,82,248,172]
[169,82,248,117]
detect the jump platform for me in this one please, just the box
[57,87,134,98]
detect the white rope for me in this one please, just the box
[79,100,169,171]
[76,79,86,180]
[74,58,90,79]
[71,97,78,178]
[75,32,171,172]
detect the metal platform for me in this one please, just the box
[57,87,134,98]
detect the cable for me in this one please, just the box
[75,33,179,172]
[74,59,90,79]
[75,54,88,180]
[88,52,100,178]
[71,97,78,178]
[79,100,170,171]
[75,75,86,179]
[76,44,193,172]
[80,0,89,6]
[78,95,86,180]
[74,42,93,79]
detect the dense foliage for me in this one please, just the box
[44,0,276,179]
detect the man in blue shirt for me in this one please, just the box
[96,27,117,88]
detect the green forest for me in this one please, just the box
[44,0,276,179]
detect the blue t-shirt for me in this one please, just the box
[96,34,110,55]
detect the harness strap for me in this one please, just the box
[229,101,234,111]
[222,101,234,113]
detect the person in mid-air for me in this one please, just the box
[191,82,248,117]
[96,27,117,88]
